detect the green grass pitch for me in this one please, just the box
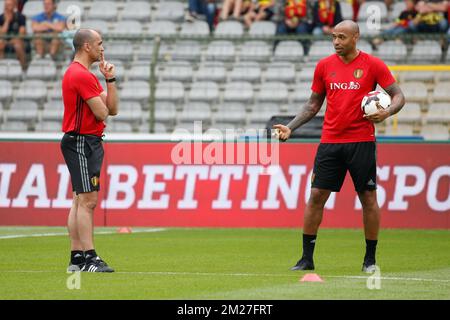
[0,227,449,300]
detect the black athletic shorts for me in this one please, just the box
[311,142,377,192]
[60,133,104,194]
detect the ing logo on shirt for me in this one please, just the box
[329,81,361,90]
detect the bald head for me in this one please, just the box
[334,20,360,36]
[73,29,98,53]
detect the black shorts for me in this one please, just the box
[60,133,104,194]
[311,142,377,192]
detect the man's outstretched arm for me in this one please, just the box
[273,91,326,141]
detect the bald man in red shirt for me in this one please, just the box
[274,20,405,273]
[61,29,118,273]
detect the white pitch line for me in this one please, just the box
[2,270,450,284]
[0,228,166,239]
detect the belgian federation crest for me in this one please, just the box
[354,69,364,79]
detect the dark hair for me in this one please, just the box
[72,29,95,53]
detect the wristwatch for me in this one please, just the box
[106,77,116,83]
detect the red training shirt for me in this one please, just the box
[311,51,395,143]
[62,61,105,137]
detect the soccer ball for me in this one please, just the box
[361,91,391,116]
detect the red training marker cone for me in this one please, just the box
[300,273,324,282]
[117,227,132,234]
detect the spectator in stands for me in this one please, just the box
[17,0,27,13]
[277,0,313,35]
[0,0,27,70]
[220,0,251,21]
[384,0,418,35]
[186,0,218,31]
[409,0,448,32]
[31,0,66,60]
[312,0,343,36]
[243,0,275,28]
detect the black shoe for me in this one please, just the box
[67,262,84,272]
[82,256,114,273]
[290,258,314,271]
[362,259,376,273]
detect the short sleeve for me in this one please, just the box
[19,14,26,27]
[373,57,396,89]
[311,60,325,94]
[77,73,102,101]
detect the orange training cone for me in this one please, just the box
[117,227,132,234]
[300,273,324,282]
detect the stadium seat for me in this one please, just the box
[249,21,276,37]
[154,101,177,124]
[432,82,450,102]
[109,122,135,133]
[155,81,185,103]
[399,82,428,104]
[206,122,238,134]
[308,41,334,61]
[205,41,236,62]
[81,20,109,35]
[339,1,353,20]
[35,120,61,132]
[103,41,134,61]
[42,100,64,121]
[111,21,143,35]
[121,81,151,102]
[264,61,296,83]
[213,103,247,125]
[383,123,415,136]
[257,82,289,104]
[357,40,373,55]
[425,103,450,124]
[400,71,435,83]
[410,41,442,64]
[248,103,281,125]
[179,102,212,124]
[136,42,154,61]
[188,81,219,103]
[6,100,39,122]
[146,21,178,36]
[375,40,407,62]
[26,58,57,80]
[291,83,312,104]
[154,1,185,22]
[172,41,202,61]
[274,41,304,62]
[298,67,315,83]
[115,101,143,124]
[1,120,29,132]
[395,103,422,123]
[194,61,227,83]
[390,1,406,22]
[58,1,85,20]
[87,1,118,21]
[223,81,254,103]
[159,60,193,83]
[0,80,13,103]
[229,61,261,83]
[121,1,152,22]
[421,124,449,140]
[15,80,47,102]
[215,21,244,37]
[0,59,22,80]
[239,41,271,62]
[357,22,381,36]
[180,21,210,37]
[127,61,151,81]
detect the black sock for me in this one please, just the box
[364,239,378,264]
[71,250,85,265]
[84,249,97,262]
[302,234,317,262]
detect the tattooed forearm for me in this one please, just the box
[287,92,325,131]
[384,83,405,116]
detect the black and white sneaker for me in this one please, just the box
[82,256,114,273]
[362,261,377,273]
[290,258,315,271]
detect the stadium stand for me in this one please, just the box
[0,0,448,141]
